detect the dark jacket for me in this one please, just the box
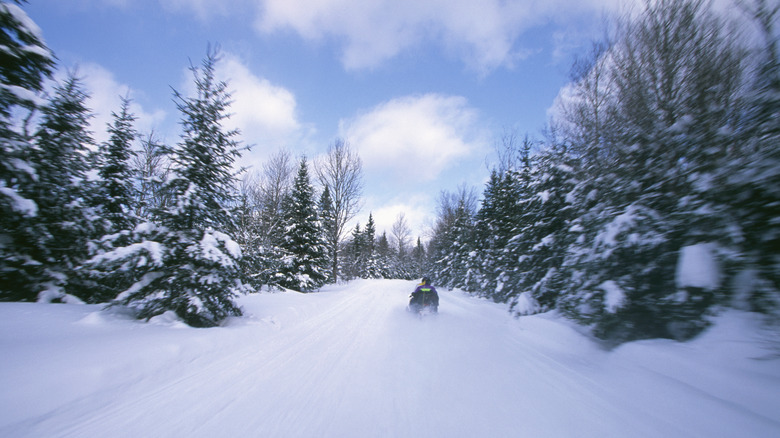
[410,283,439,308]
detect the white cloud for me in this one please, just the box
[214,53,301,147]
[366,195,432,240]
[338,94,486,182]
[254,0,632,72]
[76,63,167,145]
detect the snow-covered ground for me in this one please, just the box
[1,279,778,437]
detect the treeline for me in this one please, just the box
[423,0,779,343]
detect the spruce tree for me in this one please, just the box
[25,73,96,302]
[90,49,250,326]
[82,96,139,303]
[0,1,55,301]
[447,200,476,291]
[345,222,365,279]
[279,157,329,291]
[410,237,426,280]
[472,170,522,300]
[363,213,381,278]
[375,231,392,278]
[96,97,137,233]
[318,185,337,283]
[505,147,577,314]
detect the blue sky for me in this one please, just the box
[23,0,631,239]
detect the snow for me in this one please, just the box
[198,229,240,267]
[676,243,721,290]
[511,291,540,315]
[1,3,46,42]
[600,280,626,313]
[1,279,778,437]
[596,207,639,248]
[88,240,165,267]
[1,84,47,107]
[532,233,554,251]
[0,186,37,216]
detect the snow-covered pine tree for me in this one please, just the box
[82,96,140,303]
[91,49,250,326]
[96,97,137,233]
[428,221,454,288]
[470,171,501,296]
[318,185,337,283]
[410,237,426,280]
[25,73,97,302]
[279,157,329,291]
[0,0,55,301]
[505,146,577,315]
[472,170,523,301]
[363,213,382,279]
[343,222,365,280]
[375,231,392,278]
[447,200,477,291]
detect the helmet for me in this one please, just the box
[421,276,430,285]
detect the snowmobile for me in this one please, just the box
[407,293,438,316]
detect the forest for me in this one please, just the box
[1,0,777,343]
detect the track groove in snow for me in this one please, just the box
[1,279,778,437]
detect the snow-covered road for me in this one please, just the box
[1,279,778,437]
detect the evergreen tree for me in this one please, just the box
[375,231,392,278]
[344,222,365,280]
[24,73,96,302]
[410,237,426,279]
[0,1,55,301]
[82,96,140,303]
[472,170,523,300]
[447,200,476,291]
[96,96,137,233]
[505,146,577,314]
[89,50,249,326]
[363,213,382,278]
[318,185,337,283]
[279,157,329,291]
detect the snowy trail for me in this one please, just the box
[1,279,778,437]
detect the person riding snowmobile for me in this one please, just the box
[409,277,439,314]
